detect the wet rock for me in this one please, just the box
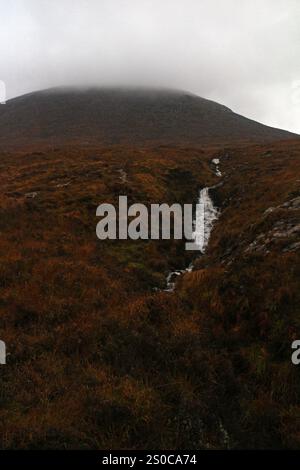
[118,169,128,183]
[56,182,71,188]
[283,241,300,252]
[264,207,275,215]
[25,192,38,199]
[281,196,300,210]
[272,224,300,238]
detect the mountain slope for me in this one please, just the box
[0,87,297,149]
[0,140,299,449]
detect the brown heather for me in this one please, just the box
[0,139,299,449]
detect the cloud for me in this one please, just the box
[0,0,299,132]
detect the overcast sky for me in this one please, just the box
[0,0,299,133]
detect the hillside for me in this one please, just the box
[0,87,297,149]
[0,138,299,448]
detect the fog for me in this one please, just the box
[0,0,299,132]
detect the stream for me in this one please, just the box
[164,158,222,292]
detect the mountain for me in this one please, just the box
[0,87,297,149]
[0,85,299,449]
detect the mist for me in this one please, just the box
[0,0,299,132]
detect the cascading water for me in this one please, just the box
[193,186,219,254]
[164,159,221,292]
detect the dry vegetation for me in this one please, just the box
[0,140,299,449]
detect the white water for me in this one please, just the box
[165,185,219,292]
[193,186,219,253]
[212,158,222,177]
[164,264,193,292]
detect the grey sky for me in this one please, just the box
[0,0,299,133]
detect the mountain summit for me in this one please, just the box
[0,87,297,148]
